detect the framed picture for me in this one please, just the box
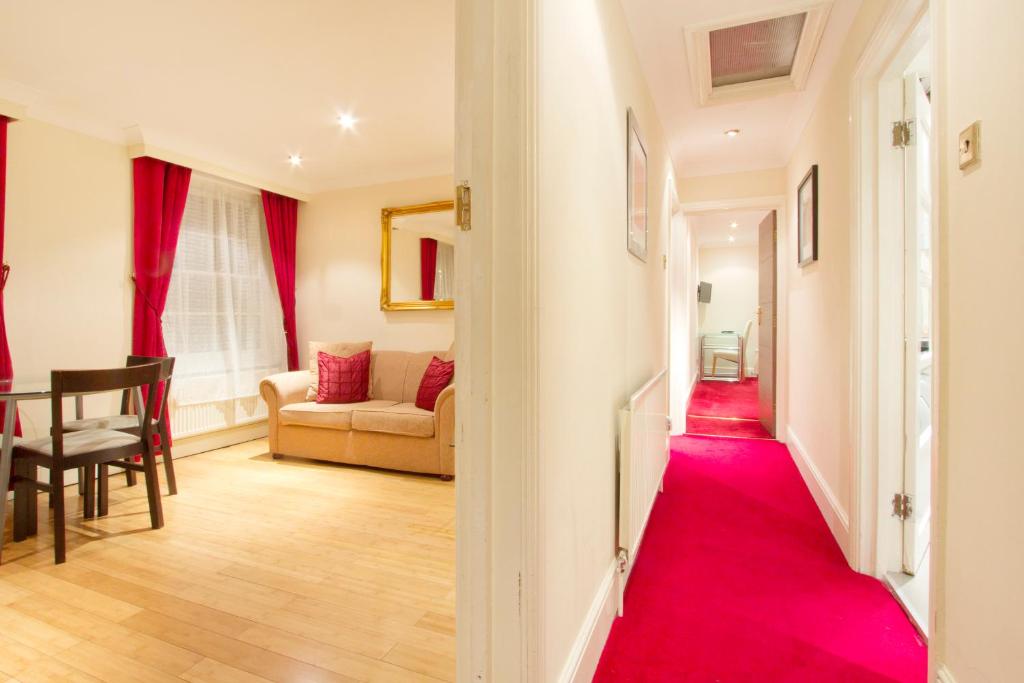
[797,164,818,266]
[626,108,648,261]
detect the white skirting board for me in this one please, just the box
[936,665,957,683]
[172,421,269,458]
[786,427,850,557]
[558,560,618,683]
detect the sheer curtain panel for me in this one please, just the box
[163,175,285,433]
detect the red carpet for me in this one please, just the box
[688,378,760,419]
[594,435,927,683]
[686,415,771,439]
[687,379,770,438]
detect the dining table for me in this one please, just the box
[0,379,143,560]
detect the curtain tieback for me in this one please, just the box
[0,263,9,291]
[130,273,163,321]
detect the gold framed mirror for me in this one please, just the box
[380,200,456,311]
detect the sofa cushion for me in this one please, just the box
[351,402,435,438]
[402,352,440,404]
[280,400,397,430]
[369,351,411,402]
[415,356,455,410]
[316,350,371,404]
[305,341,373,400]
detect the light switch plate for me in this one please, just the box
[958,121,980,170]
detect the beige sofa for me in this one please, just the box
[259,350,454,477]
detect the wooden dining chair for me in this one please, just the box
[12,362,164,564]
[62,355,177,497]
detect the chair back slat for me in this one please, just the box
[54,363,162,395]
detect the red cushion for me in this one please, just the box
[316,350,371,404]
[415,356,455,411]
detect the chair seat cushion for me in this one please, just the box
[713,350,740,361]
[63,415,146,431]
[279,400,398,430]
[351,402,435,438]
[18,429,140,456]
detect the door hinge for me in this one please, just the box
[616,547,629,574]
[456,181,472,231]
[891,120,914,148]
[892,492,913,520]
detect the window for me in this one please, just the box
[164,173,285,434]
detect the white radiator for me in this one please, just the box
[616,369,669,615]
[170,395,267,438]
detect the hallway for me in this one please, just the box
[594,434,926,682]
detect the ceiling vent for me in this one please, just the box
[685,2,832,106]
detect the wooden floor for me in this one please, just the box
[0,439,456,682]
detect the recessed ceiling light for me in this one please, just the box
[724,129,740,137]
[730,221,738,228]
[288,154,303,167]
[337,112,358,130]
[728,235,736,243]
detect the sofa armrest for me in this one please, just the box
[435,384,455,476]
[260,370,313,411]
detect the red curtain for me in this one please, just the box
[261,191,299,371]
[131,157,191,358]
[420,237,438,300]
[0,116,20,436]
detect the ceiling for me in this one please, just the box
[620,0,862,178]
[0,0,454,195]
[690,210,770,248]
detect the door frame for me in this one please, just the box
[454,0,540,680]
[849,0,939,643]
[679,195,788,443]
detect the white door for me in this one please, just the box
[901,71,933,576]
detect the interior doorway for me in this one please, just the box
[887,31,935,631]
[679,207,778,440]
[853,5,936,636]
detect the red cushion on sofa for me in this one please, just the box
[415,356,455,410]
[316,350,371,404]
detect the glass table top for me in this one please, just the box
[0,379,54,398]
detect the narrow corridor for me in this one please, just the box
[594,434,926,682]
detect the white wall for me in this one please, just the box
[296,175,455,358]
[668,213,697,433]
[933,0,1024,679]
[697,245,758,373]
[780,0,895,557]
[4,118,133,438]
[537,0,674,678]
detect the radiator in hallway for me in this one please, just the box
[594,434,926,682]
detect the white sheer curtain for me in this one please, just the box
[434,242,455,300]
[163,174,286,408]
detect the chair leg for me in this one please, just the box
[124,457,137,487]
[51,468,66,564]
[158,423,177,496]
[712,356,718,375]
[77,466,85,496]
[83,465,96,520]
[13,459,31,542]
[98,464,109,517]
[141,443,164,530]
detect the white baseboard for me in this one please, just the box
[558,560,618,683]
[786,427,851,557]
[936,665,956,683]
[173,421,268,458]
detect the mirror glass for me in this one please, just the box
[381,201,455,310]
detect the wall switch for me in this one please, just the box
[958,121,981,170]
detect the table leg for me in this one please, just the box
[0,398,17,561]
